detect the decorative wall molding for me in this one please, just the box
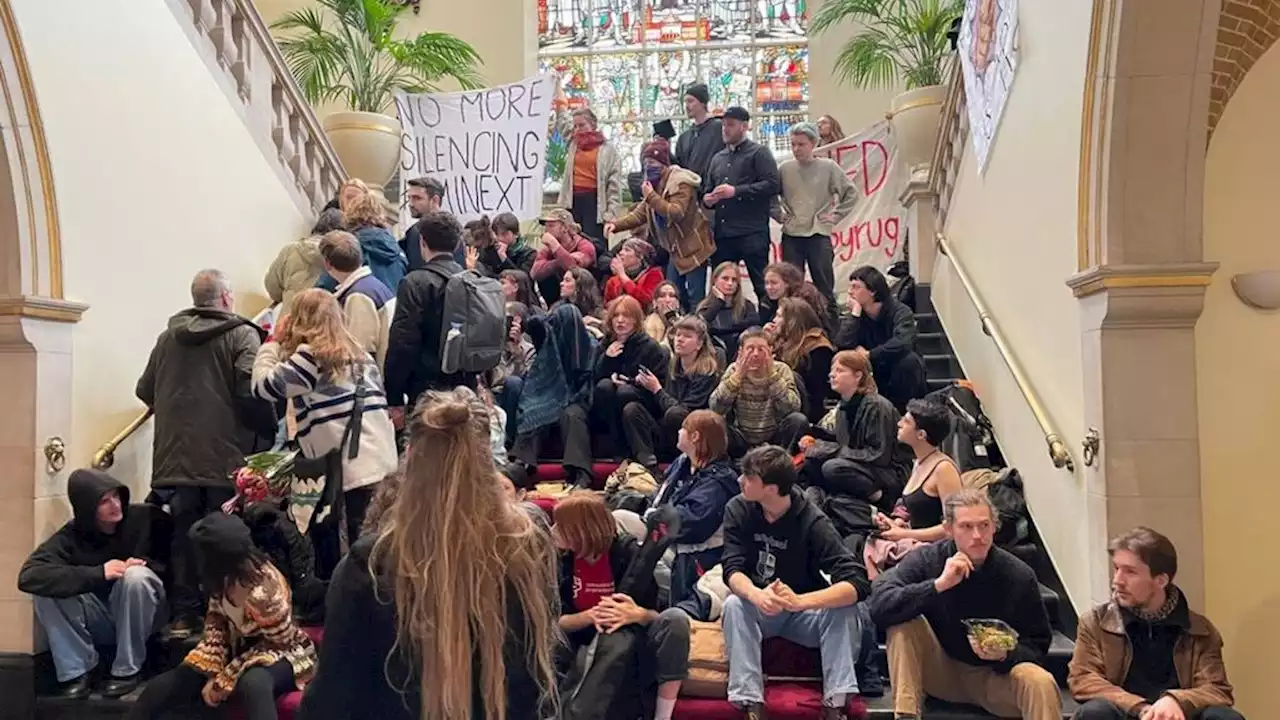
[0,295,87,323]
[0,0,64,300]
[164,0,346,216]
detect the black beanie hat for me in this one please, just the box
[189,513,254,579]
[684,83,710,107]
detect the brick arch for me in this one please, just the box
[1211,0,1280,136]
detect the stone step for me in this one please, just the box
[915,312,944,335]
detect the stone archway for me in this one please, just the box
[0,2,84,716]
[1067,1,1226,610]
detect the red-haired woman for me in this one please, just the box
[561,296,669,488]
[553,491,689,720]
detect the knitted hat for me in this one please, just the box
[641,138,671,166]
[189,513,254,581]
[684,83,710,107]
[622,238,655,262]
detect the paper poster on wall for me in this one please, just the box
[395,74,555,225]
[957,0,1019,173]
[739,121,908,306]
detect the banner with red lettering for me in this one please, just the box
[742,120,906,304]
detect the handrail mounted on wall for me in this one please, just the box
[935,232,1075,472]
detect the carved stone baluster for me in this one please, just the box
[227,8,250,102]
[187,0,217,33]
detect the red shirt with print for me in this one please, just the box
[572,554,616,612]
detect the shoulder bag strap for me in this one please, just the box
[342,364,368,461]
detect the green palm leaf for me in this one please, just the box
[270,0,484,113]
[812,0,964,90]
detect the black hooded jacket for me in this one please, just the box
[137,307,276,489]
[18,469,165,600]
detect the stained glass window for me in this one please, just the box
[537,0,809,180]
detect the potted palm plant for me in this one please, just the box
[272,0,483,185]
[811,0,964,173]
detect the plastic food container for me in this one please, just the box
[963,618,1019,653]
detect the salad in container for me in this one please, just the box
[962,618,1019,654]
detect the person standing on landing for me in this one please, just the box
[319,230,395,370]
[701,107,780,312]
[720,445,871,720]
[1069,528,1241,720]
[18,469,167,700]
[673,83,725,183]
[777,122,857,323]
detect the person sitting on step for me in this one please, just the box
[720,445,872,720]
[552,266,607,337]
[801,349,913,554]
[625,315,721,470]
[554,491,691,720]
[562,295,669,485]
[761,261,836,333]
[869,488,1060,720]
[618,409,739,620]
[875,398,963,541]
[768,296,836,423]
[18,469,167,700]
[127,513,316,720]
[696,260,760,361]
[1069,527,1241,720]
[645,280,684,345]
[709,327,809,458]
[835,265,928,414]
[602,238,667,309]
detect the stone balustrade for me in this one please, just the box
[167,0,346,214]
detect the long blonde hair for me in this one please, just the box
[371,388,560,720]
[279,289,369,379]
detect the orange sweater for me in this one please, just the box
[573,146,599,193]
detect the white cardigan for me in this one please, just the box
[252,342,398,491]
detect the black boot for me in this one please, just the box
[101,673,141,698]
[57,673,92,700]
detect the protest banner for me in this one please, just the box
[395,74,554,225]
[740,120,907,305]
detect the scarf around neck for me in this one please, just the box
[1129,584,1181,624]
[575,130,605,151]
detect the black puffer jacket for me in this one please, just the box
[137,308,276,489]
[807,392,912,506]
[18,469,169,601]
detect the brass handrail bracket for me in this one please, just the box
[92,409,153,470]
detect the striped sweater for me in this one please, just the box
[709,360,802,445]
[252,342,398,491]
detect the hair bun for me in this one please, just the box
[423,400,471,429]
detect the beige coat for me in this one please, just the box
[555,112,624,223]
[265,237,322,311]
[612,166,715,274]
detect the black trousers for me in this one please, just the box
[781,233,840,324]
[622,403,688,468]
[571,191,604,243]
[168,486,236,620]
[344,485,375,543]
[727,412,809,458]
[1073,699,1244,720]
[879,352,929,414]
[127,660,294,720]
[711,234,770,318]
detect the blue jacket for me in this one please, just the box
[654,456,740,547]
[318,225,408,292]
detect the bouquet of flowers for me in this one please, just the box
[221,449,297,513]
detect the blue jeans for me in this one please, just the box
[666,255,708,310]
[32,566,166,681]
[721,593,861,706]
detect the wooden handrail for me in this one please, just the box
[936,233,1075,472]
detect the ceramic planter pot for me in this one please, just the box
[321,110,402,185]
[887,85,948,174]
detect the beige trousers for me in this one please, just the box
[887,617,1061,719]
